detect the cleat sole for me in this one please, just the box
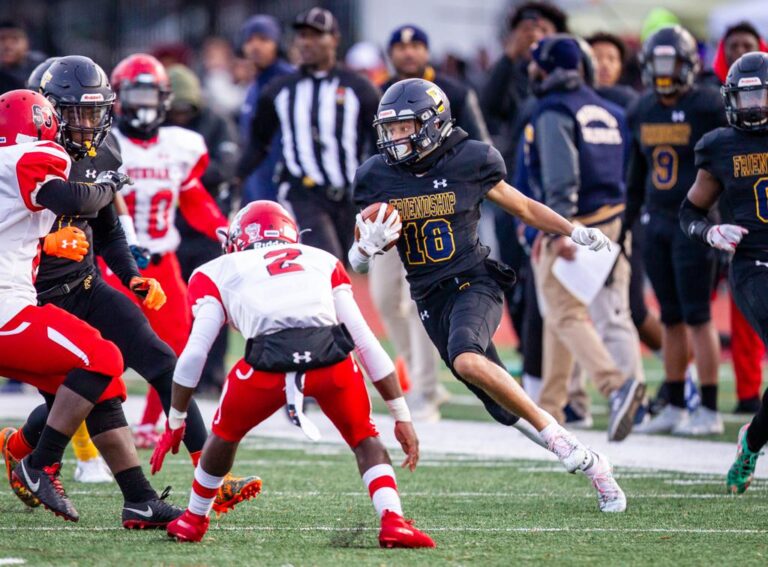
[213,478,262,516]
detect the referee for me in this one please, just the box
[237,7,380,260]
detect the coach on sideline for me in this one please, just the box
[522,35,645,441]
[236,7,380,261]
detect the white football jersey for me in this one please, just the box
[0,141,71,327]
[188,243,351,338]
[114,126,208,255]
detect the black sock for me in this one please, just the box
[27,426,70,469]
[746,388,768,452]
[668,381,686,409]
[114,466,157,503]
[700,385,718,412]
[21,403,49,448]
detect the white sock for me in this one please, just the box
[362,463,402,518]
[538,422,565,447]
[188,465,224,517]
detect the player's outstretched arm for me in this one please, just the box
[151,299,225,474]
[486,180,611,251]
[681,168,747,251]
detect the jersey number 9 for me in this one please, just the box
[651,145,678,190]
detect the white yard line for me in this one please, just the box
[1,393,765,477]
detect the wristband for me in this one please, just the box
[385,397,411,422]
[119,214,139,246]
[347,245,371,274]
[168,407,187,430]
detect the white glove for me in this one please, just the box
[355,204,402,257]
[706,224,748,251]
[95,170,132,192]
[570,226,611,252]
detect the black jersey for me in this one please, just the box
[695,127,768,259]
[353,133,506,300]
[36,133,139,290]
[627,86,726,216]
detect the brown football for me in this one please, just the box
[354,202,400,251]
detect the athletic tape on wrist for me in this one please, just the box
[385,397,411,422]
[168,407,187,430]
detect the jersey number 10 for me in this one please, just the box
[403,218,456,265]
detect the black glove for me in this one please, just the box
[130,244,151,270]
[95,170,133,192]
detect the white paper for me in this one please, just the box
[551,243,620,305]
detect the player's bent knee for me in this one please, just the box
[85,397,128,437]
[62,368,114,404]
[452,352,487,385]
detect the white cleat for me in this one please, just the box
[74,456,114,484]
[545,426,593,473]
[672,407,724,436]
[633,405,688,434]
[582,450,626,513]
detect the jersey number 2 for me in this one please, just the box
[265,248,304,276]
[403,218,455,265]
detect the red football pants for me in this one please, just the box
[0,304,125,402]
[212,356,379,448]
[731,295,765,400]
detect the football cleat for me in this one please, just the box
[727,424,763,494]
[607,379,645,441]
[74,456,114,484]
[546,426,593,473]
[123,487,183,529]
[12,459,78,521]
[132,423,162,450]
[379,510,435,548]
[1,427,40,508]
[634,404,687,434]
[167,509,210,542]
[582,450,627,512]
[213,473,263,515]
[672,407,724,437]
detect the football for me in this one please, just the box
[354,202,400,251]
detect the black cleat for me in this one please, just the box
[12,459,78,522]
[123,487,183,529]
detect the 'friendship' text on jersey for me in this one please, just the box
[733,152,768,178]
[388,192,457,222]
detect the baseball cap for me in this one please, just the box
[388,25,429,50]
[238,15,281,49]
[293,7,339,35]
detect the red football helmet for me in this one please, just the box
[224,201,300,253]
[110,54,172,134]
[0,89,59,147]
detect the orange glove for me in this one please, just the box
[43,226,89,262]
[129,276,167,310]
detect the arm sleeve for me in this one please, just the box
[236,90,281,179]
[92,204,140,288]
[333,284,395,382]
[536,110,579,219]
[172,300,226,389]
[624,137,648,229]
[178,182,229,241]
[478,145,507,196]
[36,179,115,216]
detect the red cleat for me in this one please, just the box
[378,510,435,549]
[167,509,210,542]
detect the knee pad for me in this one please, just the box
[85,397,128,437]
[62,368,113,404]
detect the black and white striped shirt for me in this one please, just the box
[238,67,380,190]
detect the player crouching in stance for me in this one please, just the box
[679,52,768,493]
[153,201,434,547]
[350,79,626,512]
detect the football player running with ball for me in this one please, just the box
[679,52,768,493]
[154,201,434,547]
[349,78,626,513]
